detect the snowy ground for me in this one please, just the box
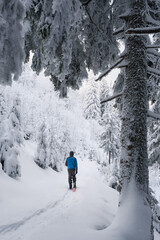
[0,141,119,240]
[0,141,160,240]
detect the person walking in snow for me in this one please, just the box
[65,151,78,189]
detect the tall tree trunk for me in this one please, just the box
[120,0,149,196]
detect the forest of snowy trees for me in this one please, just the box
[0,0,160,240]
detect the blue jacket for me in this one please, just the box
[65,157,78,171]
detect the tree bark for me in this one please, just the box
[120,0,149,195]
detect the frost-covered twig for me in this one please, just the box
[101,92,123,104]
[147,66,160,77]
[95,57,124,81]
[126,26,160,35]
[147,110,160,120]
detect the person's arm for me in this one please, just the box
[75,158,78,173]
[65,159,68,167]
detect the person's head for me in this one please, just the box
[70,151,74,157]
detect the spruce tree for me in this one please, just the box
[100,101,120,165]
[83,77,100,120]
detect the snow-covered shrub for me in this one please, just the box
[0,96,22,178]
[0,137,21,178]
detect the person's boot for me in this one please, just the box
[73,183,76,189]
[69,183,72,189]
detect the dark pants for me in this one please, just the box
[68,168,76,188]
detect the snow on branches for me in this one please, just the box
[0,0,24,85]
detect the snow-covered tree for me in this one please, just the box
[99,79,110,117]
[34,123,48,169]
[148,88,160,166]
[100,102,120,165]
[83,78,100,120]
[0,92,7,170]
[48,129,63,172]
[147,32,160,167]
[0,0,24,85]
[24,0,88,97]
[9,97,23,144]
[0,96,22,178]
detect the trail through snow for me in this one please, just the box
[0,141,118,240]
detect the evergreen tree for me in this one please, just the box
[148,88,160,165]
[83,77,100,120]
[48,129,62,172]
[24,0,88,97]
[99,79,110,117]
[34,123,48,169]
[147,32,160,166]
[24,0,117,96]
[100,102,120,165]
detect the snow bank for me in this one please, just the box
[104,180,152,240]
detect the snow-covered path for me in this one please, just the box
[0,142,118,240]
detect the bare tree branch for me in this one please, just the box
[147,110,160,120]
[101,92,123,104]
[126,26,160,35]
[95,57,124,81]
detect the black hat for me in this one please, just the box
[70,151,74,157]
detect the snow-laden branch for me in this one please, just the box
[147,49,160,58]
[126,26,160,35]
[95,57,124,81]
[147,110,160,120]
[113,24,125,36]
[101,92,123,104]
[147,66,160,76]
[146,45,160,49]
